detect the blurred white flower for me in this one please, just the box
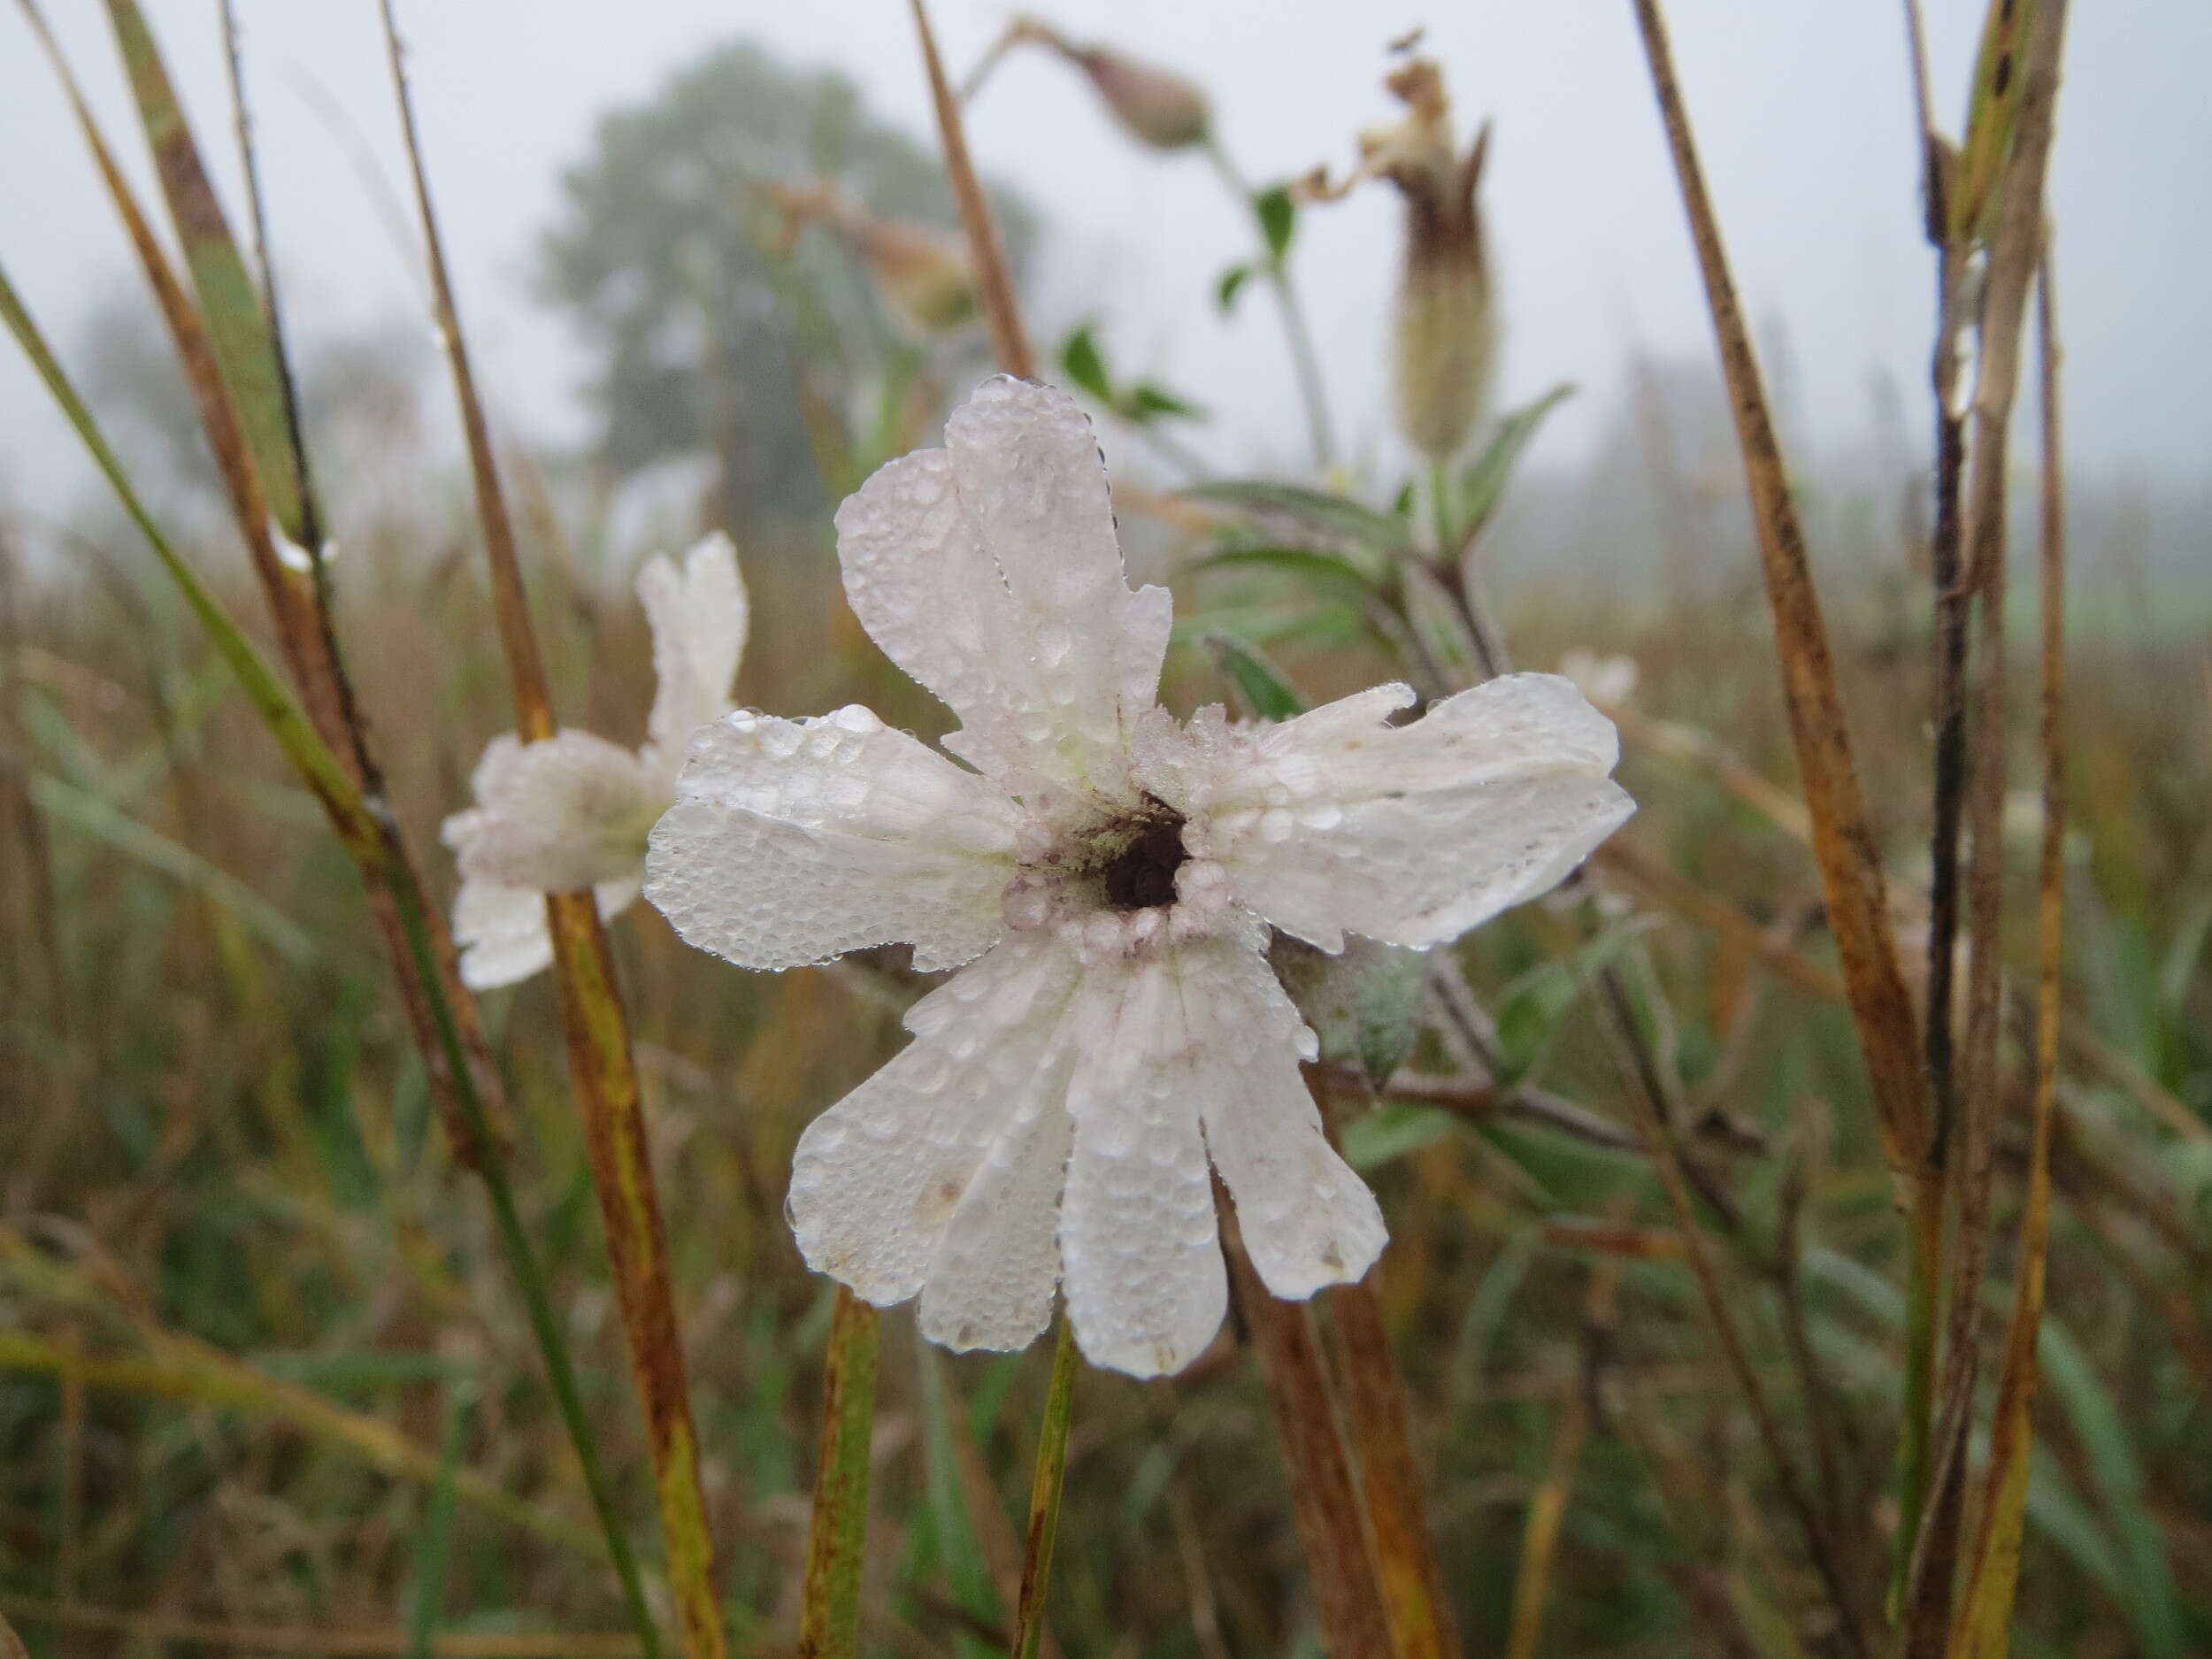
[1558,649,1640,710]
[644,379,1631,1377]
[443,533,747,989]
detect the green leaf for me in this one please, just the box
[1183,479,1417,556]
[1454,382,1575,549]
[1058,321,1114,404]
[2037,1317,2183,1659]
[1253,184,1296,265]
[1189,546,1389,615]
[1216,261,1254,313]
[1204,631,1309,720]
[1339,1102,1458,1171]
[1126,381,1205,423]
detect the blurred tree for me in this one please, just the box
[538,41,1034,534]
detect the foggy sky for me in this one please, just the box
[3,1,2208,534]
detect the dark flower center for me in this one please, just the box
[1101,808,1189,912]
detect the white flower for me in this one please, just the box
[443,533,747,989]
[644,379,1632,1377]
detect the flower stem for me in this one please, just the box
[799,1288,879,1659]
[1203,137,1337,470]
[1010,1319,1079,1659]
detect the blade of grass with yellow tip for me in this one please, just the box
[1009,1320,1079,1659]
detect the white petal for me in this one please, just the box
[918,1077,1075,1355]
[643,705,1020,972]
[1187,934,1387,1299]
[641,532,748,772]
[833,377,1166,792]
[1056,949,1230,1379]
[788,936,1084,1318]
[452,873,641,991]
[444,730,659,895]
[1182,673,1635,951]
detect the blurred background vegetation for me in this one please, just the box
[2,12,2208,1659]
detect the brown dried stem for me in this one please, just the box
[910,0,1034,380]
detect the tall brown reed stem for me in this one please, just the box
[1943,244,2066,1659]
[1902,7,2071,1648]
[378,9,724,1656]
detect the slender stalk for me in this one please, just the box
[1010,1320,1080,1659]
[1202,137,1337,469]
[798,1289,879,1659]
[379,10,722,1655]
[910,0,1033,380]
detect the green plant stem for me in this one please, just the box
[1203,137,1336,469]
[799,1289,879,1659]
[1010,1320,1079,1659]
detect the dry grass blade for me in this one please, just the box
[1224,1209,1395,1659]
[799,1288,879,1659]
[1945,247,2067,1659]
[908,0,1033,379]
[378,7,722,1655]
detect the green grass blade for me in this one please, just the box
[2035,1318,2182,1659]
[29,772,315,965]
[403,1384,472,1659]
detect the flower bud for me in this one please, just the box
[1362,59,1496,460]
[1010,17,1211,151]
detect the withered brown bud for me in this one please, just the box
[1359,58,1497,460]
